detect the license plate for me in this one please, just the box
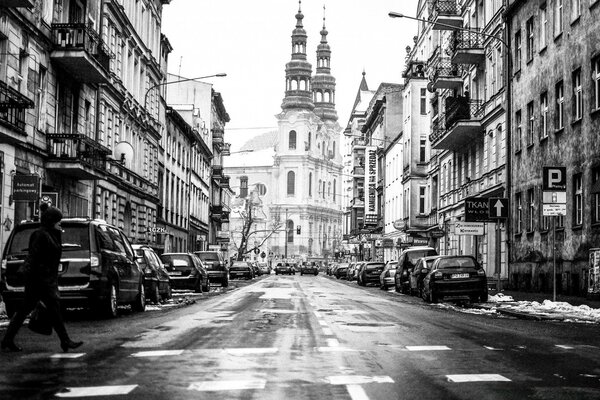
[169,271,182,276]
[451,273,470,279]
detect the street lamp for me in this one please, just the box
[143,72,227,111]
[389,10,512,294]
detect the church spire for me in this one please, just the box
[312,4,338,121]
[281,0,314,111]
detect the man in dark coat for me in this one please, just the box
[1,204,83,353]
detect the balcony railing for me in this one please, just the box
[46,133,110,180]
[108,160,159,198]
[430,97,484,150]
[50,23,110,83]
[428,0,461,30]
[0,80,34,133]
[222,142,231,156]
[220,176,230,189]
[427,56,463,90]
[212,165,224,178]
[450,30,485,65]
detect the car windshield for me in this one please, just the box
[196,252,220,262]
[366,263,385,270]
[406,250,437,264]
[7,224,89,253]
[437,257,477,269]
[160,254,192,269]
[231,263,248,270]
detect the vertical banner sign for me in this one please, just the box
[364,146,378,226]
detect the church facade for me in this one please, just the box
[225,4,343,263]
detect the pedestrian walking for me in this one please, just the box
[1,203,83,353]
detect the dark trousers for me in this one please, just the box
[2,280,69,344]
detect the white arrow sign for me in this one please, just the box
[494,199,504,216]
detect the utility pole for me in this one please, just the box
[284,208,288,259]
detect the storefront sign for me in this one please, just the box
[12,175,39,202]
[364,146,378,226]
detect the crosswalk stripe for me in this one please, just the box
[346,384,370,400]
[406,345,451,351]
[446,374,511,383]
[55,385,138,397]
[131,350,184,357]
[50,353,85,359]
[188,379,267,391]
[327,376,394,385]
[555,345,574,349]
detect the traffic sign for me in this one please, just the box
[253,248,260,255]
[543,204,567,216]
[542,191,567,203]
[542,167,566,191]
[464,197,492,222]
[488,197,509,219]
[455,222,485,235]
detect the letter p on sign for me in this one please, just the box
[542,167,566,191]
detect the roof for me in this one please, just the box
[239,130,278,151]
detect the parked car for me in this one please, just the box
[194,251,229,287]
[132,244,172,304]
[248,261,260,277]
[327,263,336,276]
[394,246,438,294]
[229,261,254,279]
[408,256,443,297]
[357,262,386,286]
[275,262,294,275]
[258,262,270,275]
[159,253,209,292]
[348,262,362,281]
[300,262,319,275]
[1,218,146,318]
[421,255,488,303]
[379,261,398,290]
[335,263,349,279]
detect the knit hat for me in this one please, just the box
[40,202,63,227]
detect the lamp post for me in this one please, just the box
[143,72,227,111]
[389,10,512,294]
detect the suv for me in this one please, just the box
[159,253,209,293]
[1,218,146,318]
[357,262,385,286]
[394,246,438,294]
[300,262,318,276]
[132,244,172,304]
[194,251,229,287]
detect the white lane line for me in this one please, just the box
[322,327,333,336]
[326,376,394,385]
[446,374,511,383]
[259,309,296,314]
[55,385,138,397]
[406,345,451,351]
[188,379,267,391]
[318,320,328,326]
[318,347,358,353]
[556,345,574,349]
[484,346,502,351]
[50,353,85,359]
[346,384,370,400]
[131,350,184,357]
[226,348,279,355]
[327,338,340,347]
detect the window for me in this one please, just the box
[554,0,563,36]
[322,181,326,199]
[593,57,600,110]
[333,179,336,201]
[526,17,534,62]
[592,167,600,224]
[572,0,581,21]
[515,30,522,71]
[527,101,534,146]
[515,110,522,151]
[240,176,248,198]
[527,188,535,232]
[255,183,267,196]
[287,171,295,195]
[307,131,311,150]
[308,172,312,196]
[540,92,548,139]
[555,80,564,130]
[287,220,294,243]
[540,4,548,49]
[419,139,426,162]
[420,88,427,115]
[572,68,583,121]
[419,186,426,214]
[289,130,296,150]
[573,173,583,226]
[516,192,523,233]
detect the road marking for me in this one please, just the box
[406,345,451,351]
[259,309,296,314]
[188,379,267,391]
[131,350,184,357]
[555,345,574,349]
[318,320,328,326]
[318,347,358,353]
[327,338,340,347]
[326,376,394,385]
[314,311,322,318]
[446,374,511,383]
[322,327,333,336]
[346,384,369,400]
[55,385,138,397]
[226,348,278,355]
[484,346,502,351]
[50,353,85,359]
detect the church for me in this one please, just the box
[224,2,343,263]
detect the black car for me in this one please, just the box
[421,255,488,303]
[335,264,349,279]
[408,256,443,297]
[194,251,229,287]
[1,218,146,318]
[357,262,385,286]
[159,253,210,292]
[394,247,438,294]
[230,261,254,279]
[133,244,172,304]
[275,262,294,275]
[300,262,319,275]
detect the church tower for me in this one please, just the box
[312,7,338,122]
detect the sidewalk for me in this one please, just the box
[491,289,600,309]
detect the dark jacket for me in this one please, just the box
[24,226,62,286]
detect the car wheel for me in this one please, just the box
[194,277,203,293]
[152,283,161,304]
[222,278,229,288]
[401,284,409,295]
[4,302,16,318]
[430,290,438,304]
[202,277,210,293]
[131,282,146,312]
[100,282,119,318]
[480,292,489,303]
[164,284,172,300]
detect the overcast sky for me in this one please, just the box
[162,0,418,150]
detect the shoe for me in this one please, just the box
[1,340,23,352]
[60,340,83,353]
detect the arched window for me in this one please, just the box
[322,141,325,155]
[325,92,330,102]
[292,80,298,90]
[317,91,323,102]
[333,179,336,200]
[289,130,296,150]
[322,181,326,199]
[327,182,331,198]
[309,172,313,196]
[287,220,294,243]
[287,171,295,195]
[300,80,306,91]
[332,141,336,156]
[240,176,248,198]
[318,179,322,195]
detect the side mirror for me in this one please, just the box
[421,268,429,274]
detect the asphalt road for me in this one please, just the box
[1,274,600,399]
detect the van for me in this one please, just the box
[394,246,438,294]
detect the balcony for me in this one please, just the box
[0,79,34,136]
[108,161,159,199]
[0,0,34,6]
[430,96,484,151]
[220,176,230,189]
[428,0,461,30]
[351,137,367,147]
[222,142,231,156]
[46,133,109,180]
[450,30,485,66]
[210,205,223,221]
[212,165,224,178]
[50,23,110,84]
[353,166,365,176]
[213,128,224,146]
[428,56,463,90]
